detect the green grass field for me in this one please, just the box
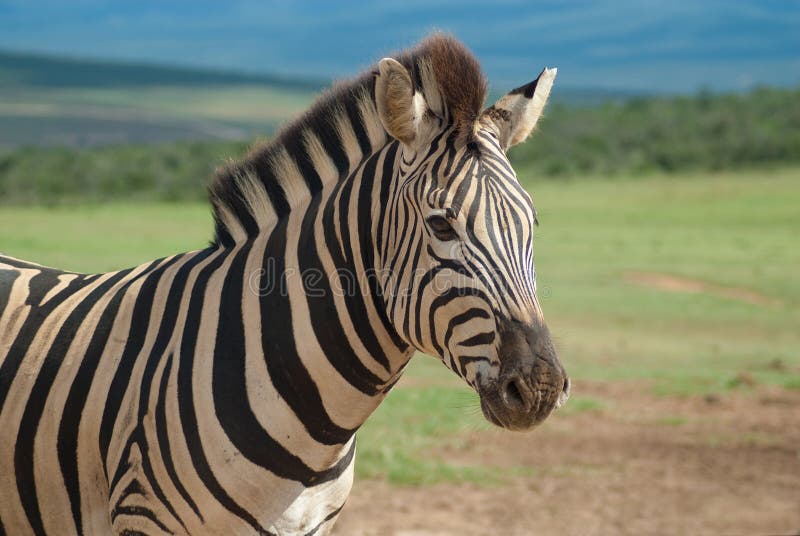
[1,167,798,484]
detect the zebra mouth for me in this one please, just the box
[477,373,569,431]
[480,318,569,431]
[479,396,505,428]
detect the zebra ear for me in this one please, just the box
[483,67,557,150]
[374,57,425,146]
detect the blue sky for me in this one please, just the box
[0,0,798,92]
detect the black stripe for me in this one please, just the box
[482,158,533,213]
[492,186,527,285]
[135,422,188,533]
[57,261,159,534]
[120,257,218,532]
[298,194,385,396]
[0,268,84,412]
[99,253,187,471]
[343,95,372,157]
[108,441,138,504]
[212,212,234,247]
[176,249,270,534]
[448,157,479,212]
[110,505,174,535]
[0,256,65,271]
[459,331,495,347]
[427,286,492,368]
[117,479,147,504]
[329,155,394,371]
[252,159,291,219]
[375,141,399,260]
[412,250,472,354]
[477,175,530,306]
[443,308,491,355]
[458,355,489,378]
[385,178,413,321]
[16,269,131,536]
[305,111,350,177]
[262,218,356,445]
[211,175,260,240]
[496,181,536,303]
[283,138,323,195]
[381,373,404,394]
[403,230,425,348]
[356,148,408,353]
[387,200,421,324]
[0,268,20,317]
[485,184,525,301]
[155,353,203,521]
[462,173,516,313]
[106,345,190,533]
[441,130,461,182]
[213,241,344,484]
[302,503,346,536]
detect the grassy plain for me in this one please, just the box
[1,168,798,484]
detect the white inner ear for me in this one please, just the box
[486,67,557,150]
[509,67,556,147]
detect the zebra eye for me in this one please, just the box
[426,215,458,241]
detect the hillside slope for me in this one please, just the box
[0,50,321,148]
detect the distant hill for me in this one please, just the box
[0,50,326,148]
[0,49,324,91]
[1,48,637,103]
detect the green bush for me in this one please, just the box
[509,86,800,177]
[0,140,248,205]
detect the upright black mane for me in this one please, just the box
[209,33,488,247]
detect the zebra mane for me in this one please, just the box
[209,33,488,247]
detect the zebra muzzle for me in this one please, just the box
[477,319,569,431]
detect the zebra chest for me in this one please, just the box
[267,458,355,536]
[105,406,356,535]
[107,445,354,535]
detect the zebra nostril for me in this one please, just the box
[501,377,530,411]
[556,376,571,409]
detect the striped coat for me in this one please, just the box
[0,34,568,535]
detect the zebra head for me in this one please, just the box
[374,42,569,431]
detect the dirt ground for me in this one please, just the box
[332,381,800,536]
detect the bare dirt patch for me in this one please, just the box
[624,271,780,307]
[333,382,800,535]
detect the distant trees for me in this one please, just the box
[0,141,247,205]
[509,86,800,177]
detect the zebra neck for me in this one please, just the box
[210,82,392,248]
[292,138,413,380]
[213,142,412,437]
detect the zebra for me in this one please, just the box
[0,34,569,535]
